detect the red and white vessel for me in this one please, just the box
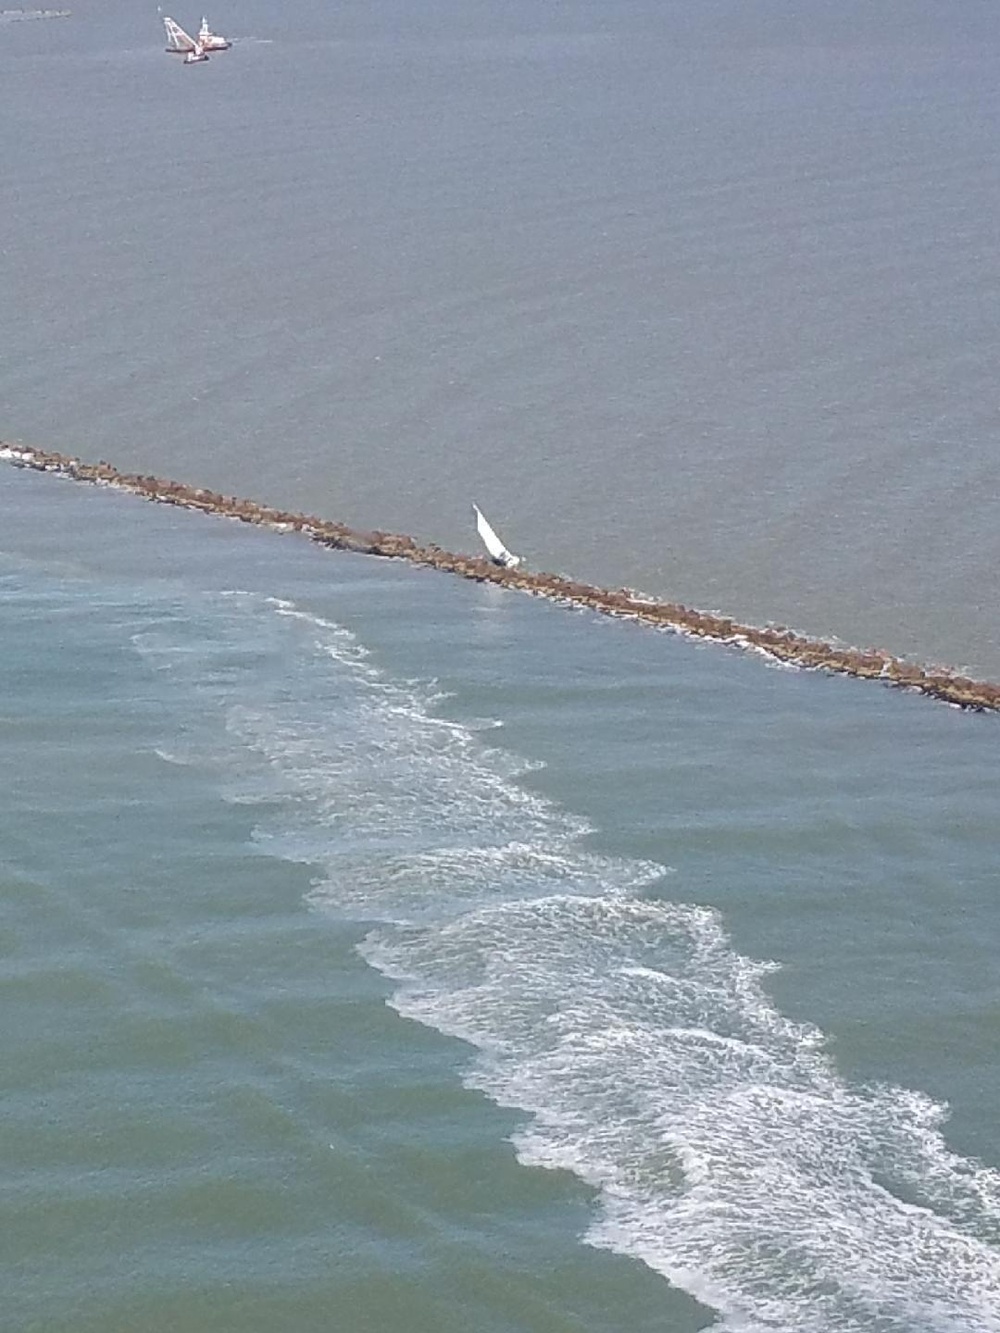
[163,14,230,62]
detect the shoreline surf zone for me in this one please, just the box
[4,441,999,716]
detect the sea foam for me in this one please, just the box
[134,589,1000,1332]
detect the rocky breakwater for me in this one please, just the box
[3,441,999,715]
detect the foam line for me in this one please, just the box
[364,897,1000,1332]
[129,588,1000,1330]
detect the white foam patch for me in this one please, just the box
[364,898,1000,1332]
[133,592,661,914]
[132,590,1000,1331]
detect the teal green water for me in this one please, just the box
[2,466,999,1331]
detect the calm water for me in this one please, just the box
[3,2,1000,1328]
[2,465,999,1331]
[2,0,1000,673]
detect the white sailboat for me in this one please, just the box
[473,504,521,569]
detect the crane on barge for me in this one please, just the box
[162,13,230,62]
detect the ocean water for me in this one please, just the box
[2,0,1000,673]
[2,464,999,1331]
[3,1,1000,1328]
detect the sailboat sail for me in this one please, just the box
[473,504,521,568]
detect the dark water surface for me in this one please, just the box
[2,0,1000,673]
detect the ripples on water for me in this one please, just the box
[2,0,1000,672]
[3,416,1000,1329]
[136,574,1000,1331]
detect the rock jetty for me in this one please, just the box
[3,441,999,715]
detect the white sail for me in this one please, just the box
[163,15,197,50]
[473,503,521,568]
